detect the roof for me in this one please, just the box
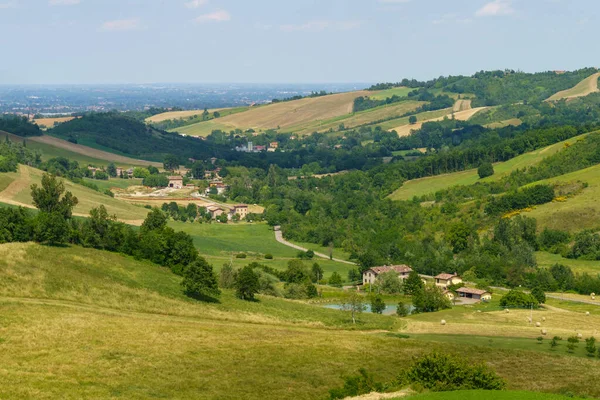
[234,204,248,208]
[206,206,223,211]
[168,176,183,180]
[435,273,459,280]
[368,265,413,275]
[456,287,490,296]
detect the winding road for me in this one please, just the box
[274,230,355,265]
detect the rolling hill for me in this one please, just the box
[389,132,591,201]
[547,71,600,101]
[1,242,600,399]
[389,106,488,137]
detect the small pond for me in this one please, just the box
[322,303,415,316]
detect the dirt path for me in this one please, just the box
[29,135,162,167]
[453,99,472,112]
[343,389,413,400]
[274,230,355,265]
[0,164,31,200]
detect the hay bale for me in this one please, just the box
[592,293,596,297]
[505,309,510,313]
[527,317,532,323]
[542,317,546,322]
[541,329,547,335]
[440,319,446,326]
[586,311,590,316]
[535,322,541,327]
[592,296,596,301]
[477,310,482,313]
[577,333,583,339]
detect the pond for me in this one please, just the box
[322,303,415,316]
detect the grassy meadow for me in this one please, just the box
[369,87,413,100]
[0,165,149,222]
[168,221,355,279]
[389,132,591,201]
[2,242,600,399]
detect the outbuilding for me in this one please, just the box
[168,176,184,189]
[456,287,492,301]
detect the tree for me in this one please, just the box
[329,271,343,286]
[34,211,70,245]
[217,213,229,224]
[30,174,78,218]
[219,262,236,289]
[408,115,417,125]
[107,163,117,177]
[190,161,205,179]
[396,301,409,317]
[404,270,424,295]
[181,257,221,300]
[235,265,260,301]
[478,162,494,179]
[375,271,403,294]
[585,337,597,357]
[499,289,538,308]
[133,167,150,178]
[311,263,324,282]
[284,259,310,284]
[163,154,179,171]
[531,287,546,304]
[447,222,473,253]
[147,165,159,175]
[141,208,167,232]
[413,285,452,313]
[213,111,221,118]
[370,294,386,314]
[342,292,366,324]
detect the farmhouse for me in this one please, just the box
[116,167,123,177]
[456,287,492,301]
[442,289,455,301]
[206,205,225,219]
[434,273,462,288]
[363,265,413,286]
[231,204,248,219]
[206,181,228,195]
[168,176,184,189]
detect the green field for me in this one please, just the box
[2,242,600,399]
[170,119,238,137]
[403,390,586,400]
[523,163,600,232]
[168,221,355,279]
[82,177,144,191]
[536,251,600,274]
[0,174,14,192]
[389,132,591,201]
[0,165,149,221]
[368,87,413,100]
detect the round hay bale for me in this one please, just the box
[542,317,546,322]
[440,319,446,326]
[527,317,532,323]
[586,311,590,316]
[592,296,596,301]
[477,310,482,313]
[577,333,583,339]
[592,293,596,297]
[505,309,510,313]
[541,329,547,335]
[535,322,541,327]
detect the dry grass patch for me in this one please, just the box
[547,72,600,101]
[390,106,487,137]
[33,116,75,129]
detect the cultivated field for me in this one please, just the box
[33,116,75,129]
[369,87,413,100]
[1,242,600,399]
[28,135,162,167]
[536,251,600,275]
[0,165,149,222]
[547,71,600,101]
[147,106,249,124]
[389,106,488,137]
[377,108,452,131]
[389,132,591,201]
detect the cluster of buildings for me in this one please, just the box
[235,141,279,153]
[205,204,249,221]
[88,166,134,178]
[362,265,491,302]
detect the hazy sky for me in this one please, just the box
[0,0,597,84]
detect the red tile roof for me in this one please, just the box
[456,287,489,296]
[369,265,413,275]
[435,273,458,280]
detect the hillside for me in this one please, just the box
[389,132,591,201]
[547,71,600,101]
[0,165,149,222]
[389,105,488,137]
[1,242,600,399]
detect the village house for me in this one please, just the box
[116,167,123,177]
[126,168,134,178]
[87,166,98,177]
[254,145,266,152]
[456,287,492,301]
[206,205,225,219]
[231,204,248,220]
[362,265,413,286]
[270,142,279,149]
[168,176,184,189]
[205,180,228,195]
[434,273,463,289]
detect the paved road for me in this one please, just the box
[274,230,355,265]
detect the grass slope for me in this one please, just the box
[389,107,488,137]
[404,391,586,400]
[168,221,354,279]
[524,163,600,232]
[2,242,600,399]
[536,251,600,275]
[0,165,149,222]
[389,132,591,201]
[547,72,600,101]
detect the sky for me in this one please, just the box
[0,0,598,84]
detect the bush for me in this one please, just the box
[370,294,386,314]
[585,337,597,356]
[181,257,221,300]
[499,289,539,308]
[234,265,260,301]
[396,301,409,317]
[329,369,383,400]
[400,352,506,391]
[264,253,273,260]
[478,162,494,179]
[531,287,546,304]
[235,253,247,259]
[329,271,343,287]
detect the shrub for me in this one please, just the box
[235,265,260,301]
[329,369,383,400]
[264,253,273,260]
[536,336,543,344]
[235,253,247,259]
[585,337,597,356]
[499,289,538,308]
[478,162,494,179]
[329,271,343,287]
[400,352,506,391]
[181,257,221,300]
[531,287,546,304]
[370,294,386,314]
[396,301,409,317]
